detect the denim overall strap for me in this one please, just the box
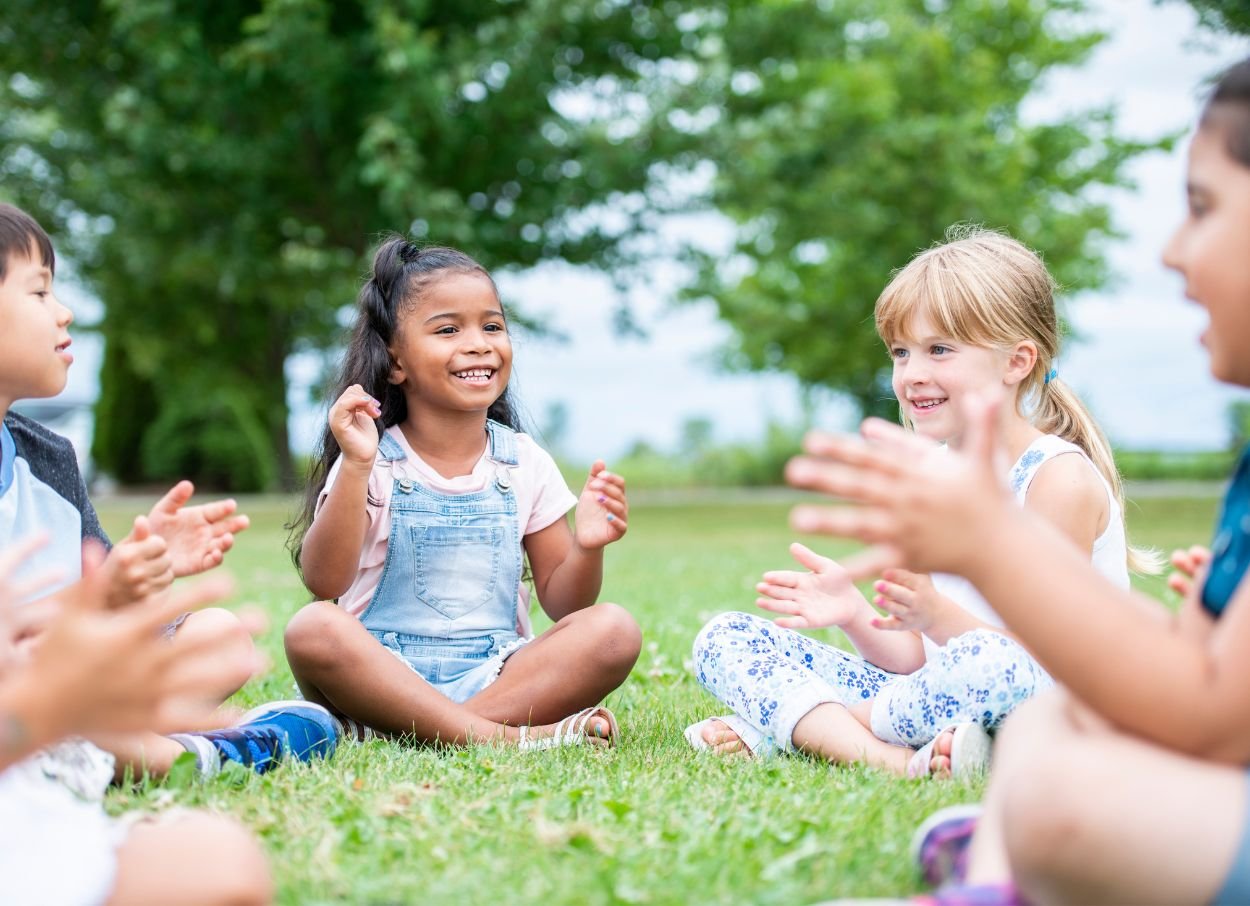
[377,431,406,463]
[485,420,519,466]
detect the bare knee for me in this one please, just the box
[177,607,256,696]
[112,812,272,905]
[581,603,642,675]
[1001,751,1095,889]
[284,601,346,674]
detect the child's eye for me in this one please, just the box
[435,326,457,335]
[484,322,506,333]
[931,345,951,356]
[890,347,908,360]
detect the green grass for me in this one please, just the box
[94,491,1218,905]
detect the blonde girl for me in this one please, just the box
[687,227,1152,777]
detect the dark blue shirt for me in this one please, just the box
[1203,445,1250,617]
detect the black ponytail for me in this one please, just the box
[287,237,524,573]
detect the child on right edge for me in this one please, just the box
[688,228,1154,776]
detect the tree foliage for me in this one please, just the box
[1171,0,1250,34]
[0,1,1166,488]
[679,0,1161,418]
[0,0,703,489]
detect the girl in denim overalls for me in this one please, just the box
[285,239,640,749]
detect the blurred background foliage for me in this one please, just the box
[0,0,1181,489]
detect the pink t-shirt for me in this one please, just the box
[317,425,578,633]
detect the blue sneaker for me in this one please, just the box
[176,701,339,775]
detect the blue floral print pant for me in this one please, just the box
[691,612,1052,752]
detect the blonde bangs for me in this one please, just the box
[874,242,1011,351]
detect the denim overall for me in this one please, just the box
[359,420,527,703]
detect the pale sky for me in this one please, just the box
[56,1,1250,464]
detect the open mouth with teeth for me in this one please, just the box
[911,397,946,412]
[453,368,494,385]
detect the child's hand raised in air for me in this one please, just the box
[754,542,866,629]
[146,480,250,578]
[329,384,383,467]
[104,515,174,609]
[574,461,628,550]
[870,569,947,633]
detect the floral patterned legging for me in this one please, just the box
[692,611,1052,753]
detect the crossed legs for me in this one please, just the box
[965,690,1245,905]
[284,601,641,745]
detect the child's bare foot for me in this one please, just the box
[907,722,991,779]
[515,706,618,751]
[927,726,956,777]
[701,719,752,756]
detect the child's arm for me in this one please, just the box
[756,542,926,674]
[299,386,382,600]
[524,461,626,621]
[787,406,1250,763]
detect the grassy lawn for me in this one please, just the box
[95,491,1218,905]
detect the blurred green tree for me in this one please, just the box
[1170,0,1250,34]
[0,0,703,489]
[679,0,1162,419]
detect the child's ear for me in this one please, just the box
[1004,341,1038,387]
[386,350,405,385]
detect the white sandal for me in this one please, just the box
[907,721,992,779]
[683,714,767,756]
[517,706,619,751]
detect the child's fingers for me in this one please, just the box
[130,515,151,543]
[788,541,831,573]
[772,616,812,630]
[152,480,195,516]
[759,570,800,588]
[755,597,802,615]
[872,594,908,617]
[1167,574,1191,596]
[587,459,607,480]
[755,581,799,601]
[873,579,912,605]
[880,567,922,588]
[870,614,906,631]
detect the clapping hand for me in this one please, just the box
[573,461,628,550]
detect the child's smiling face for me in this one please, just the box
[387,271,512,416]
[1164,118,1250,388]
[888,311,1024,445]
[0,245,74,409]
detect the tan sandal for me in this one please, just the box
[517,706,619,751]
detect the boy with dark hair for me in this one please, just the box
[0,202,337,785]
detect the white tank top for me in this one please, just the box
[923,434,1130,661]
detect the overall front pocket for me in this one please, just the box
[412,524,503,620]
